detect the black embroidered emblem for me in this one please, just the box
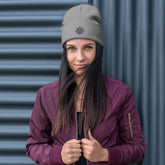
[75,26,85,35]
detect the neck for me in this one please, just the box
[77,84,84,100]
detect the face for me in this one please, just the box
[66,39,96,75]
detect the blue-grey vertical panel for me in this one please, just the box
[94,0,165,165]
[0,0,88,165]
[157,0,165,163]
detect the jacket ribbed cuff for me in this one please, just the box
[50,146,65,165]
[107,147,122,165]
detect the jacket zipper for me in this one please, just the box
[73,112,78,165]
[76,112,78,140]
[128,113,133,139]
[84,113,89,165]
[74,112,88,165]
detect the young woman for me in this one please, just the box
[26,4,145,165]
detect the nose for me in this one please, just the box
[76,49,85,62]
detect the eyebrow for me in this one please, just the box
[66,43,95,47]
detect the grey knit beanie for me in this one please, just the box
[61,4,104,47]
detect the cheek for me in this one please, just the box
[67,54,74,63]
[67,54,75,69]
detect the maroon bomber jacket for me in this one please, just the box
[26,75,145,165]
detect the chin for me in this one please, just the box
[75,71,83,75]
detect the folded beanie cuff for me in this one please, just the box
[61,23,104,47]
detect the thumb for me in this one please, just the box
[88,130,96,141]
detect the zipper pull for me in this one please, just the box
[128,113,133,139]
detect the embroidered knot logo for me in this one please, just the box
[75,26,85,35]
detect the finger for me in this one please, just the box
[81,143,93,153]
[67,139,81,144]
[64,149,82,160]
[82,149,90,160]
[70,152,82,158]
[71,148,82,154]
[81,138,92,145]
[81,143,89,149]
[66,156,80,164]
[71,143,81,149]
[71,157,80,164]
[88,130,95,141]
[67,140,81,149]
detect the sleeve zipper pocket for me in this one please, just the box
[128,113,133,139]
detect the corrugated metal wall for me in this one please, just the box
[0,0,164,165]
[0,0,88,164]
[94,0,164,165]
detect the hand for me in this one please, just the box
[81,130,109,162]
[61,139,82,164]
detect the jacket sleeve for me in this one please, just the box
[105,86,145,165]
[26,90,65,165]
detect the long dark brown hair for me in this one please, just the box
[54,42,108,133]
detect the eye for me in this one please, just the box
[67,46,76,51]
[84,45,93,50]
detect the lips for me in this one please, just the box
[75,64,87,69]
